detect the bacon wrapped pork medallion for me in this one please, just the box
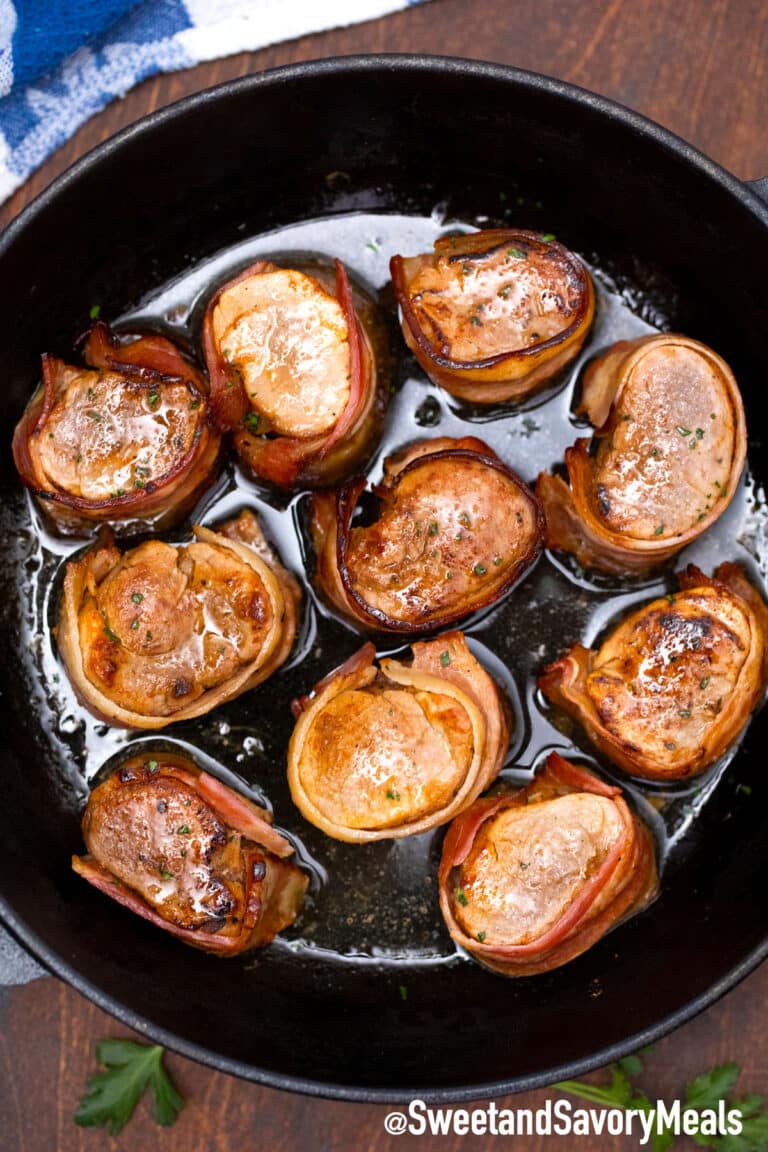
[439,753,657,977]
[390,229,594,403]
[72,753,307,955]
[537,334,747,573]
[312,436,544,633]
[540,564,768,780]
[57,509,300,728]
[12,322,221,534]
[288,632,510,842]
[203,258,384,488]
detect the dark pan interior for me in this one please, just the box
[0,57,767,1102]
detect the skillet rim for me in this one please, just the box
[1,52,766,1103]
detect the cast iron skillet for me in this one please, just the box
[0,56,767,1103]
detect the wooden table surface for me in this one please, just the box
[1,1,767,1149]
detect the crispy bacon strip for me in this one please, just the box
[439,753,657,976]
[12,322,221,535]
[202,258,383,488]
[287,632,511,842]
[56,510,300,729]
[391,229,594,403]
[539,564,768,780]
[311,436,544,633]
[72,753,306,956]
[537,334,747,573]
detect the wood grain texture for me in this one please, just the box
[1,0,766,1148]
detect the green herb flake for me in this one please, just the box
[132,592,143,604]
[103,625,121,645]
[176,825,191,835]
[470,314,481,326]
[738,783,753,796]
[87,410,102,422]
[462,262,472,273]
[75,1039,184,1136]
[700,676,711,690]
[87,387,96,401]
[130,617,139,631]
[440,651,451,667]
[654,524,665,536]
[88,304,101,320]
[664,742,677,751]
[147,390,160,408]
[428,520,439,536]
[519,861,530,870]
[455,887,469,907]
[498,285,511,298]
[147,760,159,772]
[679,708,691,718]
[399,985,408,1002]
[539,232,556,242]
[190,398,200,410]
[474,562,487,576]
[493,554,503,566]
[159,869,174,881]
[507,247,526,258]
[477,931,487,942]
[242,411,261,433]
[386,789,401,802]
[696,427,705,439]
[676,425,692,437]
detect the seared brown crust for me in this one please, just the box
[311,436,544,634]
[439,753,657,977]
[287,632,511,842]
[56,509,300,729]
[12,322,221,534]
[537,334,747,573]
[539,564,768,780]
[202,259,384,489]
[72,752,307,956]
[391,229,594,403]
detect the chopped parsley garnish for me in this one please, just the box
[130,617,139,630]
[654,524,665,536]
[664,741,676,751]
[696,427,705,439]
[474,562,487,576]
[103,625,120,644]
[700,676,711,690]
[470,314,481,326]
[87,410,101,422]
[498,285,511,298]
[676,425,692,437]
[131,592,143,603]
[399,985,408,1001]
[87,387,96,401]
[679,708,691,718]
[477,931,487,942]
[176,825,191,835]
[386,789,401,802]
[428,521,439,536]
[243,412,260,433]
[507,247,526,258]
[147,760,158,772]
[88,304,101,320]
[456,887,469,906]
[440,651,451,666]
[147,390,160,408]
[159,869,174,881]
[493,554,503,566]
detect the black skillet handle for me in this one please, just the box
[747,177,768,204]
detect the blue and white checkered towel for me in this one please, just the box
[0,0,424,207]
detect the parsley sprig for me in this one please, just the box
[557,1052,768,1151]
[75,1039,184,1135]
